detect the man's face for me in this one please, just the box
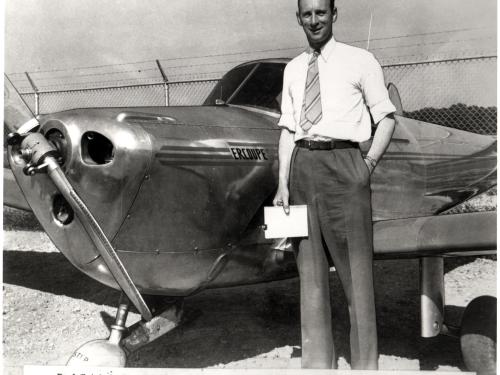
[296,0,336,49]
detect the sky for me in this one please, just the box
[5,0,496,75]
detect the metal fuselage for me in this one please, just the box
[7,60,497,296]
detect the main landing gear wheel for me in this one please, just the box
[460,295,496,375]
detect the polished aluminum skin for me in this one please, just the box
[6,60,497,297]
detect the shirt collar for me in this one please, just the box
[307,36,336,62]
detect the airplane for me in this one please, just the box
[4,58,497,373]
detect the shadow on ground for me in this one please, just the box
[3,250,120,306]
[3,207,43,231]
[4,248,471,370]
[4,207,483,369]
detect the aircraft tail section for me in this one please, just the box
[370,114,496,220]
[387,83,403,116]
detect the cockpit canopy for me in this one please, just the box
[203,60,288,113]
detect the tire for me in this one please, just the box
[460,295,496,375]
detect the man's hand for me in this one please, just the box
[273,185,290,215]
[274,128,295,215]
[363,157,376,175]
[364,114,396,175]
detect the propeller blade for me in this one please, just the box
[44,155,153,320]
[4,74,38,133]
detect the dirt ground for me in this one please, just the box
[2,206,497,374]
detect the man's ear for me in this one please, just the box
[332,7,338,23]
[296,11,303,26]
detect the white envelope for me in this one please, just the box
[264,205,308,239]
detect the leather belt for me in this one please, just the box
[296,139,359,150]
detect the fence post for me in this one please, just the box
[156,60,169,106]
[25,72,40,115]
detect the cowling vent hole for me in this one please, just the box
[81,131,114,165]
[52,194,74,225]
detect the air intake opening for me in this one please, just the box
[52,194,74,225]
[81,131,114,165]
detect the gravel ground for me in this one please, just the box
[2,206,497,374]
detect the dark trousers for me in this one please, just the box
[289,145,378,370]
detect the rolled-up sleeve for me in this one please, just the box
[277,64,296,132]
[361,54,396,125]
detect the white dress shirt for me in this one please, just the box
[278,37,396,142]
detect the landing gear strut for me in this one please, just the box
[420,257,497,374]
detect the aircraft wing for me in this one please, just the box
[373,211,496,259]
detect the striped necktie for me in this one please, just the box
[300,50,322,131]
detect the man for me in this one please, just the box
[273,0,396,370]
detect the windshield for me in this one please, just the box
[203,62,286,113]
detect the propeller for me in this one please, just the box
[4,74,39,133]
[8,131,153,321]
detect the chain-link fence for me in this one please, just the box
[168,80,219,106]
[383,56,497,135]
[10,55,497,135]
[18,80,220,113]
[40,84,167,113]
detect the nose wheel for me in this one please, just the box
[67,295,130,367]
[66,294,184,367]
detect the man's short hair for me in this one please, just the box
[297,0,335,12]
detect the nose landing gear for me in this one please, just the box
[66,294,184,367]
[67,295,130,367]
